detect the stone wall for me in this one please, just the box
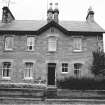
[0,27,103,84]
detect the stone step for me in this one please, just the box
[46,87,57,98]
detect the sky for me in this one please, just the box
[0,0,105,50]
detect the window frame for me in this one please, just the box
[73,37,82,52]
[24,61,34,80]
[74,63,82,78]
[4,36,14,51]
[27,36,35,51]
[62,63,68,73]
[48,36,57,52]
[2,61,12,80]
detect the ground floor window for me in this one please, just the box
[62,63,68,73]
[24,62,33,79]
[2,62,12,78]
[74,63,82,77]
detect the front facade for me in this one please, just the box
[0,5,104,86]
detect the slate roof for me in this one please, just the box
[0,20,104,32]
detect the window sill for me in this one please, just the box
[2,77,11,80]
[4,49,13,52]
[61,72,68,74]
[26,50,34,52]
[24,77,33,80]
[48,51,56,53]
[73,50,82,53]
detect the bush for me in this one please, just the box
[57,77,105,90]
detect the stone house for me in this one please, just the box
[0,4,104,87]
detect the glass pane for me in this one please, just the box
[62,63,68,67]
[3,69,7,76]
[74,63,81,70]
[74,70,79,75]
[28,46,32,50]
[65,68,68,72]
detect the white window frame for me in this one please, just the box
[62,63,68,73]
[73,37,82,52]
[48,37,57,52]
[5,36,13,51]
[27,37,35,51]
[24,62,34,80]
[2,62,12,80]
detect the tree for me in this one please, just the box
[91,50,105,76]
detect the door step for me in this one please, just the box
[46,87,57,98]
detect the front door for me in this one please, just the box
[47,63,56,85]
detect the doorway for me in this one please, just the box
[47,63,56,85]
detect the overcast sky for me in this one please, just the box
[0,0,105,50]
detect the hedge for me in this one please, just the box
[57,77,105,90]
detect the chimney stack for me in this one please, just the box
[2,6,15,23]
[54,3,59,23]
[47,3,53,23]
[86,6,94,22]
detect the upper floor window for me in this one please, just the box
[73,37,82,51]
[48,37,57,52]
[62,63,68,73]
[2,62,12,79]
[24,62,33,79]
[27,37,35,51]
[74,63,82,78]
[5,36,13,50]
